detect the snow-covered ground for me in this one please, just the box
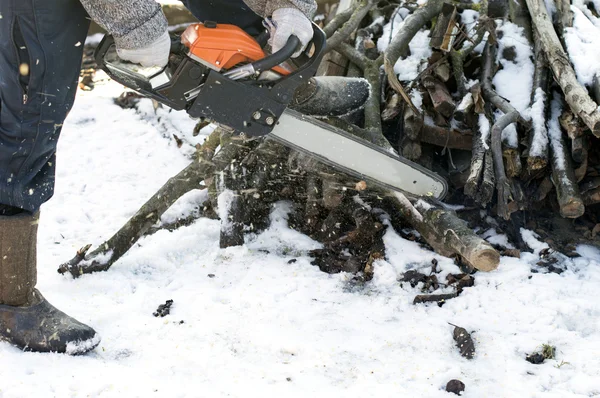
[1,72,600,397]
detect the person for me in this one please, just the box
[0,0,369,355]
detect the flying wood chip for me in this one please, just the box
[355,181,367,191]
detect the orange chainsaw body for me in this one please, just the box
[181,23,289,75]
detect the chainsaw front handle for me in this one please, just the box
[252,35,300,73]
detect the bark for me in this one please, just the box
[593,74,600,105]
[387,195,500,272]
[413,292,458,304]
[415,202,500,271]
[549,96,586,218]
[534,176,554,202]
[325,0,376,51]
[322,6,354,37]
[401,105,423,160]
[555,0,574,35]
[508,0,533,42]
[572,136,588,183]
[526,0,600,137]
[571,135,587,165]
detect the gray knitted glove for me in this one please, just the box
[270,8,313,57]
[117,30,170,67]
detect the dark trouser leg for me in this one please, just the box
[0,0,90,213]
[181,0,264,35]
[0,0,99,355]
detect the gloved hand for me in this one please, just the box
[270,8,313,58]
[117,30,171,68]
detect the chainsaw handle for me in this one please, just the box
[269,24,326,101]
[251,35,301,73]
[94,34,114,71]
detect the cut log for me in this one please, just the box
[465,114,494,206]
[503,148,522,178]
[548,94,586,218]
[454,93,474,127]
[422,75,456,119]
[414,201,500,271]
[401,105,423,161]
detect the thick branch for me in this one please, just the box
[481,42,527,219]
[57,129,249,277]
[326,0,376,51]
[323,6,355,37]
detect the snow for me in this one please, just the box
[529,88,550,158]
[377,8,432,82]
[1,59,600,398]
[377,7,411,53]
[217,189,236,235]
[393,30,433,81]
[478,113,491,150]
[481,228,515,250]
[489,21,534,148]
[564,6,600,86]
[65,333,103,356]
[494,21,534,115]
[573,0,600,28]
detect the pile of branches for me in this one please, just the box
[61,0,600,280]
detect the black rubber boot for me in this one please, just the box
[0,212,100,354]
[290,76,371,117]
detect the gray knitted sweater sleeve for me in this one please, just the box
[81,0,316,50]
[246,0,317,19]
[80,0,168,50]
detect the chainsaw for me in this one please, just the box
[95,22,447,199]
